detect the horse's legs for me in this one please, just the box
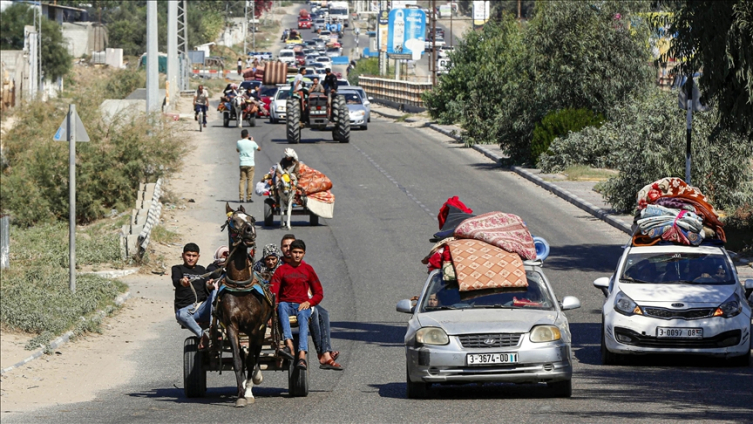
[243,342,263,402]
[251,342,264,385]
[285,194,294,230]
[236,104,243,128]
[226,325,248,407]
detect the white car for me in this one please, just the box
[315,56,332,68]
[278,49,296,66]
[594,242,753,366]
[343,87,371,120]
[319,30,332,40]
[269,87,292,124]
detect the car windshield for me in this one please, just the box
[343,93,362,104]
[280,51,294,57]
[336,80,349,86]
[327,48,339,53]
[420,271,555,312]
[276,89,291,100]
[316,58,330,63]
[321,31,331,35]
[621,251,734,285]
[259,86,278,97]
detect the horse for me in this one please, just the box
[218,203,273,407]
[232,94,245,128]
[275,168,297,230]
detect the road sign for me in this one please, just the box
[387,8,426,59]
[53,109,90,142]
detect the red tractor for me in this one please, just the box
[286,92,350,144]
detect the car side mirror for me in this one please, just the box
[560,296,581,311]
[396,299,415,314]
[593,277,610,297]
[368,96,373,101]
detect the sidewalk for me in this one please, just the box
[369,104,753,278]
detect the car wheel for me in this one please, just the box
[726,348,751,367]
[361,124,368,131]
[547,379,572,398]
[270,117,278,124]
[405,367,430,399]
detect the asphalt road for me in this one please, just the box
[6,102,752,423]
[7,10,752,424]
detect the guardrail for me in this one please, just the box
[358,76,433,110]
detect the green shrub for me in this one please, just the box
[541,89,753,214]
[0,267,127,336]
[348,57,393,86]
[531,108,603,163]
[104,68,146,99]
[0,69,186,227]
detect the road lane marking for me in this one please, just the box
[352,145,436,220]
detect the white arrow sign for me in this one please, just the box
[53,109,90,142]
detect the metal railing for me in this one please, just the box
[358,75,433,109]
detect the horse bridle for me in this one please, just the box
[220,210,257,287]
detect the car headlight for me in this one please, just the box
[350,110,365,117]
[529,325,562,343]
[614,291,643,316]
[714,293,742,318]
[276,105,285,112]
[415,327,449,345]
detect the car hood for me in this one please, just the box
[619,283,736,305]
[416,309,558,335]
[346,105,367,113]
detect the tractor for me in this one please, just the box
[285,91,350,144]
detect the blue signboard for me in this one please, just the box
[387,8,426,56]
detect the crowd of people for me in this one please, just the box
[172,227,343,371]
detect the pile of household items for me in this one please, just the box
[422,197,549,292]
[258,162,335,219]
[633,177,725,246]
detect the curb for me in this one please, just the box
[374,107,633,235]
[83,268,139,279]
[0,291,131,375]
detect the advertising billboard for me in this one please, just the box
[472,0,490,26]
[387,8,426,59]
[378,9,389,52]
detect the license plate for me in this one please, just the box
[656,327,703,338]
[466,353,518,365]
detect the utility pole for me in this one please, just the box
[167,0,178,110]
[518,0,522,19]
[685,76,693,185]
[431,0,437,86]
[252,0,255,51]
[244,1,248,57]
[146,0,159,113]
[177,0,189,90]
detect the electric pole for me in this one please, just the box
[431,0,437,86]
[146,0,159,113]
[167,0,178,109]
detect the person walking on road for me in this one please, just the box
[237,129,260,203]
[237,57,243,75]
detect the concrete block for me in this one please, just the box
[126,234,140,257]
[139,183,146,192]
[130,224,145,235]
[121,225,130,236]
[137,190,145,203]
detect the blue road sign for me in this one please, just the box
[387,8,426,56]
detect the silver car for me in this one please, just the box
[269,87,291,124]
[341,91,369,130]
[397,263,581,399]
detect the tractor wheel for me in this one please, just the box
[286,99,301,144]
[333,95,350,143]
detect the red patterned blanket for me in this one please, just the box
[454,212,537,260]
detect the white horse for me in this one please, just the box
[275,169,297,230]
[232,95,245,128]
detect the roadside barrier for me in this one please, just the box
[120,179,163,259]
[358,75,432,110]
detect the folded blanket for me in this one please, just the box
[636,205,705,246]
[636,177,724,242]
[447,239,527,292]
[454,212,537,260]
[298,163,332,195]
[438,197,473,229]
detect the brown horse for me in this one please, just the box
[219,203,273,407]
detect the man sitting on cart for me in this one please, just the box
[172,243,218,350]
[275,148,302,191]
[270,239,324,370]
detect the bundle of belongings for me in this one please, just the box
[422,197,537,293]
[633,177,725,246]
[257,162,335,218]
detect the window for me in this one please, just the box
[621,251,734,285]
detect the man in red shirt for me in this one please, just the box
[270,239,323,370]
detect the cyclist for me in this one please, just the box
[193,84,209,127]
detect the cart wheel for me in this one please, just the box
[288,351,309,397]
[223,112,230,127]
[264,199,275,227]
[184,337,206,398]
[248,115,256,127]
[309,213,319,226]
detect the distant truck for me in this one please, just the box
[328,1,349,27]
[437,58,452,75]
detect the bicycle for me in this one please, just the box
[196,105,204,132]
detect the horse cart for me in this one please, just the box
[222,95,258,128]
[183,319,309,399]
[261,167,334,229]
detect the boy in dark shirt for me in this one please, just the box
[172,243,217,349]
[270,239,323,370]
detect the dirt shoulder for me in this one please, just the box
[0,98,213,413]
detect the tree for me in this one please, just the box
[669,0,753,138]
[0,3,72,81]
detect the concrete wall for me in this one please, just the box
[62,22,91,58]
[120,180,163,259]
[218,17,247,47]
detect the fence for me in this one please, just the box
[358,75,433,110]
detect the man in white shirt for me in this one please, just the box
[193,85,209,127]
[236,129,261,202]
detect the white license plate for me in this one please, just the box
[466,353,518,365]
[656,327,703,338]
